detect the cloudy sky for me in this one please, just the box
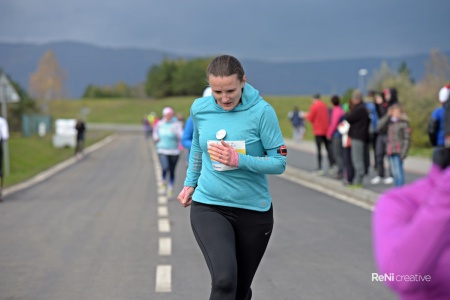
[1,0,449,62]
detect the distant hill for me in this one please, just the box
[0,41,448,98]
[0,41,191,98]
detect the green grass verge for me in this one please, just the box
[48,96,317,139]
[5,131,112,187]
[407,147,433,159]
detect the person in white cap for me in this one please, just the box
[153,106,183,197]
[0,116,9,201]
[428,84,450,158]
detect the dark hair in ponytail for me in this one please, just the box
[206,55,245,83]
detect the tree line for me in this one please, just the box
[82,82,145,99]
[84,57,211,98]
[144,58,211,98]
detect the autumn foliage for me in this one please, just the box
[29,50,66,100]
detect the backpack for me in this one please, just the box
[290,111,303,127]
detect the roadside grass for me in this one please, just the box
[408,147,433,159]
[49,97,195,124]
[5,131,112,187]
[48,96,318,139]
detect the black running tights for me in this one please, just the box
[190,201,273,300]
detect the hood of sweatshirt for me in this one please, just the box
[194,83,262,114]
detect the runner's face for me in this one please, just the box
[164,112,173,121]
[209,74,246,111]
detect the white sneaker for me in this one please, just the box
[370,176,381,184]
[328,167,337,176]
[383,177,394,184]
[167,186,173,198]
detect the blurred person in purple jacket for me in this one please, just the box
[372,87,450,299]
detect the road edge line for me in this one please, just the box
[279,166,377,211]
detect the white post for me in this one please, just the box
[0,79,10,176]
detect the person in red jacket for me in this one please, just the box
[304,94,334,174]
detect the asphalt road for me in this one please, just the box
[0,133,395,299]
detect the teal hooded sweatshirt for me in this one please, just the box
[184,83,286,211]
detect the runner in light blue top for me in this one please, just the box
[153,106,183,197]
[176,55,287,300]
[183,82,286,211]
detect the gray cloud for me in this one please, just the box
[1,0,449,61]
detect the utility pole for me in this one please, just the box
[358,68,368,96]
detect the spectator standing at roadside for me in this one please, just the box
[371,89,396,185]
[75,119,86,159]
[428,84,450,160]
[326,95,345,179]
[338,99,355,184]
[377,104,411,187]
[153,107,183,198]
[0,116,9,202]
[365,91,379,172]
[384,88,399,108]
[338,119,354,185]
[304,94,334,174]
[288,106,305,143]
[345,89,370,187]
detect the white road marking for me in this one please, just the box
[158,196,168,204]
[158,218,171,233]
[149,140,173,294]
[159,237,172,256]
[158,206,169,217]
[155,265,172,292]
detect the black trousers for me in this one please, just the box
[315,135,334,170]
[375,134,391,178]
[190,201,273,300]
[343,147,354,184]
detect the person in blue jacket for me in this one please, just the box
[181,87,212,166]
[428,84,450,160]
[365,91,379,172]
[177,55,287,300]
